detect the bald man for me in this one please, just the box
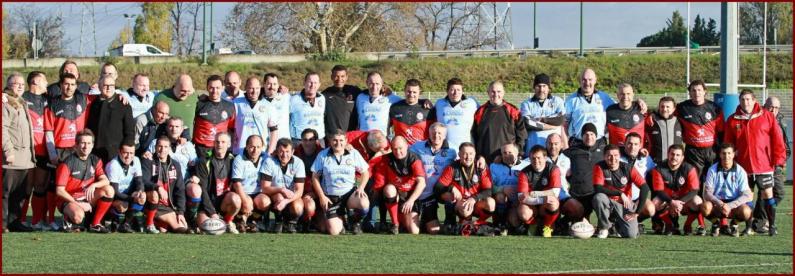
[154,74,199,131]
[371,136,426,234]
[134,101,170,157]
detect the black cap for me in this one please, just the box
[533,73,551,87]
[581,123,597,136]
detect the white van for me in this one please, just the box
[108,44,173,57]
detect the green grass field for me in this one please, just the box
[3,186,793,274]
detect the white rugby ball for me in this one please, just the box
[570,221,595,239]
[199,218,226,235]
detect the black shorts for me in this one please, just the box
[397,191,421,214]
[749,173,775,190]
[417,197,439,225]
[58,200,90,214]
[156,205,176,217]
[324,188,356,219]
[684,146,716,177]
[35,155,50,169]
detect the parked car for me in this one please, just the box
[108,44,173,57]
[234,50,257,55]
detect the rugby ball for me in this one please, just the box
[199,218,226,235]
[569,221,595,239]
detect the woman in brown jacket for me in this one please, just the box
[3,74,36,232]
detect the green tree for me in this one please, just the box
[741,3,793,45]
[2,9,9,58]
[133,3,174,52]
[637,11,687,47]
[110,25,134,50]
[691,14,719,46]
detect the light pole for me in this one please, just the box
[578,3,584,57]
[533,3,537,48]
[123,14,136,44]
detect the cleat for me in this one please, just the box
[683,225,693,236]
[8,220,34,232]
[88,224,110,234]
[257,220,269,233]
[351,223,363,235]
[226,222,239,234]
[695,226,706,236]
[731,224,740,237]
[388,223,399,235]
[285,222,297,234]
[542,226,553,238]
[272,222,283,234]
[145,225,160,234]
[49,222,61,232]
[596,228,609,239]
[740,227,755,236]
[711,224,720,237]
[117,223,134,233]
[768,225,777,236]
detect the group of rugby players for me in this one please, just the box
[2,61,789,238]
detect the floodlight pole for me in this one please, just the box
[578,3,584,57]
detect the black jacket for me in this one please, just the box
[192,152,235,215]
[141,156,186,215]
[87,93,135,163]
[562,137,607,197]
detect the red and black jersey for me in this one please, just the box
[192,152,234,215]
[517,161,561,193]
[55,153,105,205]
[22,92,48,156]
[471,101,527,162]
[675,100,723,148]
[389,100,435,145]
[372,151,426,192]
[44,93,93,149]
[437,162,493,199]
[192,100,236,147]
[606,103,646,146]
[593,161,645,201]
[651,162,699,199]
[346,130,388,161]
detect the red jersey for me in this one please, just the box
[388,100,435,145]
[44,94,93,149]
[192,100,236,147]
[371,152,426,191]
[22,92,48,156]
[437,162,492,199]
[592,161,645,201]
[346,130,388,161]
[606,103,646,146]
[55,153,105,206]
[675,100,724,148]
[651,162,699,200]
[517,161,561,193]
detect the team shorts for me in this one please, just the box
[35,155,51,169]
[397,191,421,214]
[418,197,439,225]
[324,188,356,219]
[749,173,775,190]
[156,205,177,217]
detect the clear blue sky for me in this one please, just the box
[5,2,723,56]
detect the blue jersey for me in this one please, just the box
[260,156,306,192]
[232,97,277,156]
[231,153,268,194]
[621,154,656,200]
[147,139,197,180]
[311,148,368,196]
[289,93,326,139]
[548,154,571,200]
[261,94,292,140]
[565,90,614,139]
[705,163,750,202]
[409,141,457,200]
[125,90,158,119]
[520,95,566,153]
[356,92,401,135]
[105,156,143,193]
[434,96,479,151]
[489,162,519,189]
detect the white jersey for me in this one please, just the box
[290,93,326,139]
[355,92,402,135]
[232,97,277,156]
[105,156,143,193]
[434,96,479,151]
[261,94,292,140]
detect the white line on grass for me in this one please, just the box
[532,262,793,274]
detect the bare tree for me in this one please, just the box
[170,3,202,56]
[9,4,66,57]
